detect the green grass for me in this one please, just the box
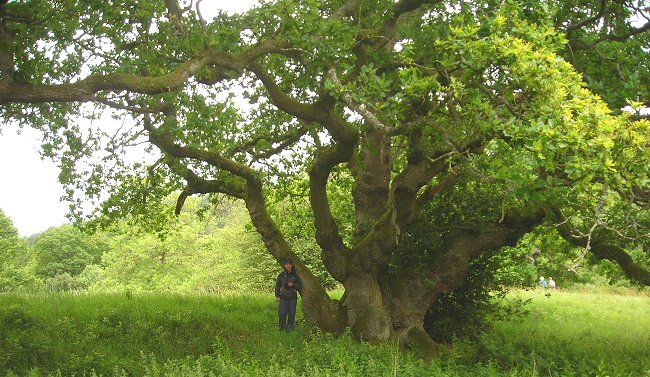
[468,289,650,377]
[0,292,295,375]
[0,289,649,376]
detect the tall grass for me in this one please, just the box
[0,292,288,375]
[0,289,648,376]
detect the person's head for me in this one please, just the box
[539,276,545,281]
[282,258,293,272]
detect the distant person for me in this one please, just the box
[548,277,556,289]
[539,276,548,289]
[275,258,302,331]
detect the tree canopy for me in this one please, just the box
[1,0,649,354]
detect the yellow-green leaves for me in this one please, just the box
[409,0,650,205]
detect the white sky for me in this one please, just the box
[0,127,69,237]
[0,1,257,237]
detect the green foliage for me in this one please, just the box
[90,197,277,293]
[0,209,41,292]
[44,272,84,292]
[31,225,104,279]
[425,251,532,344]
[553,0,650,110]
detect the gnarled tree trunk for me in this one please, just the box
[383,211,545,356]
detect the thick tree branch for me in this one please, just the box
[165,158,248,205]
[1,54,212,104]
[423,209,545,295]
[0,15,15,80]
[549,207,650,285]
[564,0,609,32]
[0,39,291,104]
[386,207,545,353]
[309,135,357,280]
[392,157,449,227]
[299,100,361,281]
[392,133,485,228]
[144,113,257,181]
[246,46,364,279]
[589,21,650,45]
[248,63,327,123]
[416,168,459,208]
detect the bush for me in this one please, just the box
[425,250,530,344]
[76,264,105,290]
[44,273,83,292]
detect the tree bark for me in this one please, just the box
[245,177,347,333]
[381,209,545,356]
[342,273,393,342]
[351,128,392,240]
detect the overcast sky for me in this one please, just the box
[0,1,258,237]
[0,127,69,237]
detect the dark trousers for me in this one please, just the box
[278,298,297,329]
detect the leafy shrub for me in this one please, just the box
[425,250,530,344]
[76,264,105,290]
[44,272,83,292]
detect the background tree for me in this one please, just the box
[1,0,649,354]
[0,209,41,291]
[32,225,104,281]
[92,196,279,293]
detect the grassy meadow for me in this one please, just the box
[0,289,649,376]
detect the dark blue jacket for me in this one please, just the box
[275,267,302,300]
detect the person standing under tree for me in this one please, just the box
[275,258,302,331]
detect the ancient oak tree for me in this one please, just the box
[1,0,649,354]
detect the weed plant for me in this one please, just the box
[0,289,649,376]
